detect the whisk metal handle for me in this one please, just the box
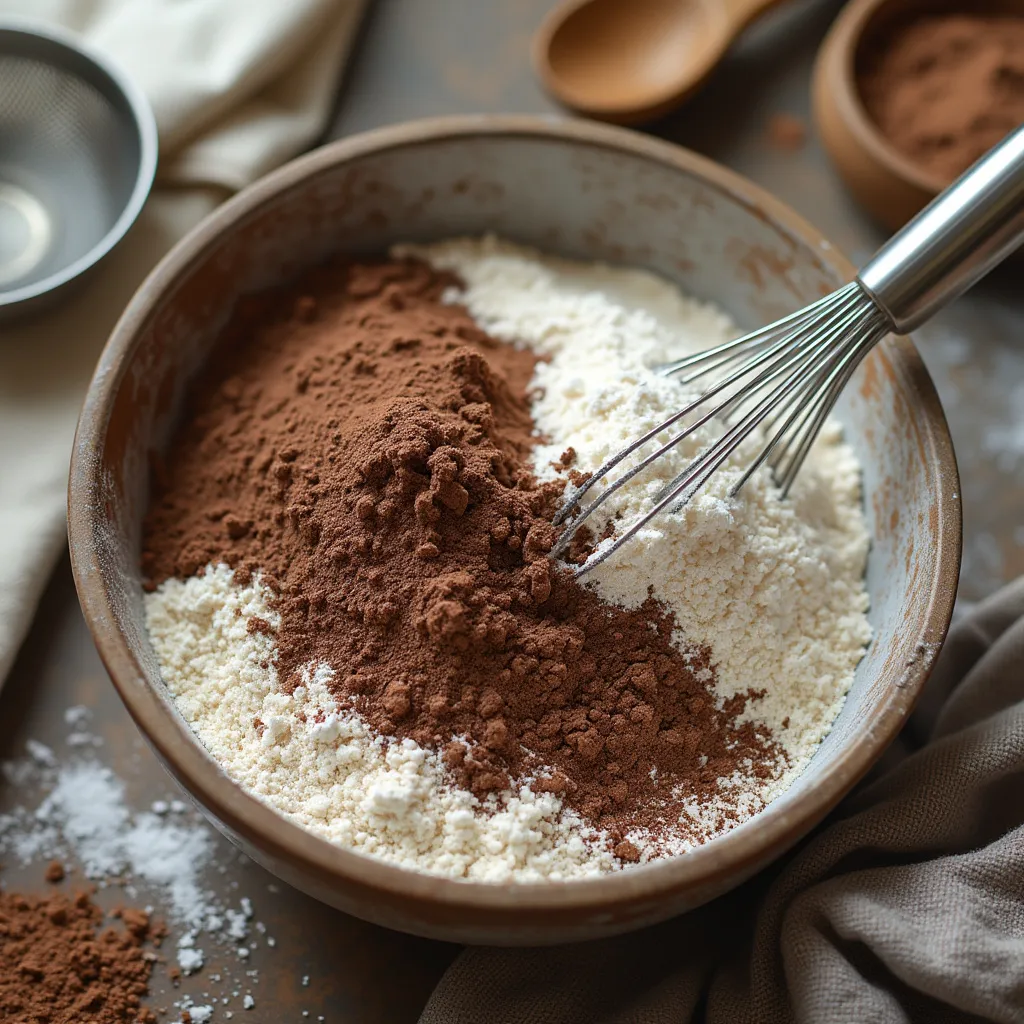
[858,125,1024,334]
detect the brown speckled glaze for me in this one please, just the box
[68,116,961,945]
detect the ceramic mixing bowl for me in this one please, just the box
[69,116,960,945]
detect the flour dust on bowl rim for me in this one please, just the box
[68,116,961,946]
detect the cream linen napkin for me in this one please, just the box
[0,0,367,685]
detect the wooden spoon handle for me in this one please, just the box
[721,0,791,34]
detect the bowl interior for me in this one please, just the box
[72,121,959,943]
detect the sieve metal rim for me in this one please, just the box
[0,17,158,313]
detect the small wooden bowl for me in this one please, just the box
[812,0,1022,231]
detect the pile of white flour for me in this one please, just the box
[148,565,615,882]
[144,237,872,881]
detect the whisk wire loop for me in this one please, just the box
[553,126,1024,576]
[553,283,884,575]
[550,285,865,547]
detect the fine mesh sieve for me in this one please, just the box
[0,20,157,319]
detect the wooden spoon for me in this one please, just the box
[533,0,790,124]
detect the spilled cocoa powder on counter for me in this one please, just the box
[142,258,778,851]
[766,112,807,152]
[0,885,160,1023]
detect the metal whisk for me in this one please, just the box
[553,126,1024,575]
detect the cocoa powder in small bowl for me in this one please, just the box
[856,10,1024,184]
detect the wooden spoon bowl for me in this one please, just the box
[534,0,788,124]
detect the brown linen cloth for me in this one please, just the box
[420,578,1024,1024]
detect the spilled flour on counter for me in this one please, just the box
[0,710,260,984]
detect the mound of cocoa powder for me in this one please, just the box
[0,885,159,1023]
[142,258,778,852]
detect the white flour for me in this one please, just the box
[145,238,872,880]
[147,565,616,882]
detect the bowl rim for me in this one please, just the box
[819,0,966,198]
[0,18,159,311]
[69,114,961,917]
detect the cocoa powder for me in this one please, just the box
[0,887,158,1023]
[143,258,778,847]
[766,112,806,152]
[858,14,1024,183]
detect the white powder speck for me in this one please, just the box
[61,706,103,747]
[243,995,255,1009]
[66,732,103,747]
[225,910,248,940]
[188,1006,213,1023]
[63,706,90,727]
[178,939,205,975]
[26,739,57,767]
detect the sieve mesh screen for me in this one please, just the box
[0,52,141,290]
